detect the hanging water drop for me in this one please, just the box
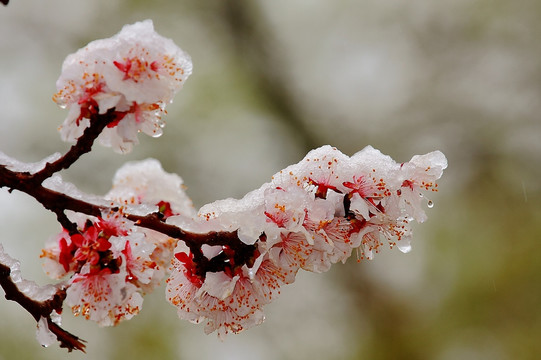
[427,200,434,208]
[247,268,255,281]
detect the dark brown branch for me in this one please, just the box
[32,109,118,184]
[0,263,86,352]
[1,156,248,249]
[125,213,245,248]
[1,0,9,6]
[1,163,244,249]
[0,164,102,217]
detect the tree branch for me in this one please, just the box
[1,161,247,249]
[0,263,86,352]
[32,109,118,184]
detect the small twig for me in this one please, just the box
[0,263,86,352]
[47,321,86,352]
[125,212,244,248]
[32,109,118,184]
[55,211,79,235]
[1,163,243,248]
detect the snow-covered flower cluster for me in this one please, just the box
[53,20,192,153]
[105,158,196,272]
[41,159,194,326]
[165,145,447,337]
[41,213,153,326]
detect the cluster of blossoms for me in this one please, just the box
[38,145,446,337]
[41,214,146,326]
[53,20,192,153]
[41,159,195,325]
[165,145,447,337]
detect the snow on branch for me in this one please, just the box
[0,245,86,352]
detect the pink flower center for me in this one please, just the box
[114,56,160,83]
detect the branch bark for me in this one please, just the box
[32,108,118,184]
[0,263,86,352]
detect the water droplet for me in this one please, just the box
[248,268,255,281]
[427,200,434,208]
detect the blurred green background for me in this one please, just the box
[1,0,540,359]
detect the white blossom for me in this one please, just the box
[105,158,195,217]
[41,214,161,326]
[53,20,192,153]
